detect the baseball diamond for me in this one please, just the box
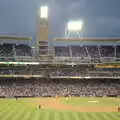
[0,97,119,120]
[0,2,120,120]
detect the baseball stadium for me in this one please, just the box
[0,5,120,120]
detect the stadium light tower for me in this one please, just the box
[37,5,49,60]
[65,20,83,38]
[40,6,48,19]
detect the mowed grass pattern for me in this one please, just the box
[0,98,119,120]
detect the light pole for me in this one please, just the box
[65,19,83,38]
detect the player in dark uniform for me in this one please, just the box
[38,104,41,109]
[15,97,18,101]
[118,104,120,112]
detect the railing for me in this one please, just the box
[0,75,44,78]
[0,56,37,62]
[52,56,120,64]
[0,56,120,64]
[50,75,120,79]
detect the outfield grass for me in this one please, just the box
[0,98,119,120]
[62,97,120,107]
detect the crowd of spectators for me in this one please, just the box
[71,46,88,57]
[16,44,32,56]
[0,79,119,97]
[1,67,120,78]
[50,69,76,76]
[99,46,114,57]
[54,46,69,57]
[116,46,120,58]
[0,67,44,76]
[86,46,99,58]
[54,45,120,58]
[0,44,14,57]
[0,44,32,58]
[50,69,120,77]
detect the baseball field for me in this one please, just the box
[0,97,119,120]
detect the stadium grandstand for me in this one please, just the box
[0,35,34,62]
[0,4,120,120]
[0,5,119,99]
[0,36,119,98]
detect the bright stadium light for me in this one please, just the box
[40,6,48,19]
[67,20,83,31]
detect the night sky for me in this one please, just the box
[0,0,120,43]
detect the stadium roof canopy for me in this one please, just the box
[54,37,120,42]
[53,37,120,46]
[0,35,32,40]
[0,35,32,44]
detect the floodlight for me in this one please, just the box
[40,6,48,19]
[67,20,83,31]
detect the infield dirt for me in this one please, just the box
[34,98,118,112]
